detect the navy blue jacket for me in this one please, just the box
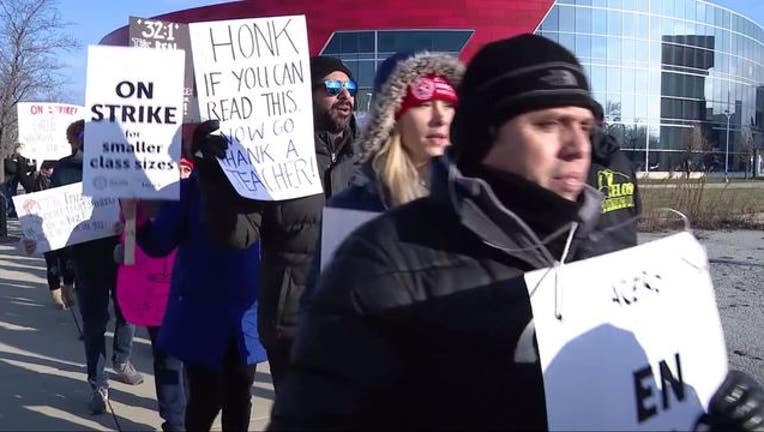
[137,173,267,369]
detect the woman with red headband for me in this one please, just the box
[327,52,464,212]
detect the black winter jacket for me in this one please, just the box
[269,157,603,430]
[576,129,641,259]
[199,124,357,343]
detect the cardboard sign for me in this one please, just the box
[129,16,199,123]
[12,182,120,253]
[524,232,727,431]
[116,235,174,326]
[16,102,85,166]
[83,45,185,199]
[320,207,379,270]
[189,15,323,201]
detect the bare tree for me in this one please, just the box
[680,124,712,175]
[0,0,77,180]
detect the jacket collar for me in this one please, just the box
[429,155,603,269]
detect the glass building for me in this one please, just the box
[537,0,764,173]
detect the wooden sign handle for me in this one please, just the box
[123,200,136,266]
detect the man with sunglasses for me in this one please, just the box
[192,56,359,390]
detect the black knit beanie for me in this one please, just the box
[310,56,354,86]
[451,34,596,169]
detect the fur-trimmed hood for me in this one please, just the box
[357,52,465,162]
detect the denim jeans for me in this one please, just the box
[73,258,134,389]
[147,326,186,432]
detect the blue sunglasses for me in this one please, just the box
[322,79,358,97]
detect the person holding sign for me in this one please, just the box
[267,35,764,430]
[47,119,143,415]
[133,169,266,432]
[193,56,358,389]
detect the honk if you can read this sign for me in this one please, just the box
[83,45,185,200]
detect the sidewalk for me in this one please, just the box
[0,220,273,431]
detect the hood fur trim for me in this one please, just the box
[357,52,465,162]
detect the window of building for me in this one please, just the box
[623,12,636,37]
[575,6,592,33]
[592,36,607,61]
[608,67,622,93]
[591,65,607,94]
[637,14,649,39]
[542,6,560,32]
[622,38,636,65]
[622,93,636,121]
[622,66,636,92]
[662,0,674,17]
[608,10,622,34]
[576,34,592,59]
[559,33,575,53]
[560,5,575,32]
[608,36,622,62]
[593,9,607,34]
[705,5,715,26]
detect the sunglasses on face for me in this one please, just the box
[322,79,358,97]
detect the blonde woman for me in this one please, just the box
[328,52,464,211]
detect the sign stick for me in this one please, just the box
[123,200,136,266]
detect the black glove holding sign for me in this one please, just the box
[192,119,228,160]
[190,119,237,202]
[190,119,264,249]
[695,370,764,432]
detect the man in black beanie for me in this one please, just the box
[268,33,600,430]
[267,34,764,431]
[191,55,358,389]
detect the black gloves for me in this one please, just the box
[192,119,229,160]
[696,370,764,432]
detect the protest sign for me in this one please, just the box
[524,232,727,431]
[189,15,323,201]
[320,207,379,270]
[12,182,120,254]
[116,237,174,326]
[129,16,199,123]
[16,102,85,166]
[83,45,185,200]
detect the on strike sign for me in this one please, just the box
[83,45,185,199]
[189,15,322,201]
[17,102,85,165]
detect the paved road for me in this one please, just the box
[640,229,764,383]
[0,220,273,431]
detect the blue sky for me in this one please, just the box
[57,0,764,105]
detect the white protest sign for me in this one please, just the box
[320,207,379,270]
[83,45,184,199]
[189,15,322,201]
[524,232,727,431]
[16,103,85,166]
[12,182,120,254]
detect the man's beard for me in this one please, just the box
[314,100,353,133]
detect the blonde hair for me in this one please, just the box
[371,126,428,207]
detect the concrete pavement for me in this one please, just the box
[2,216,763,431]
[0,220,273,431]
